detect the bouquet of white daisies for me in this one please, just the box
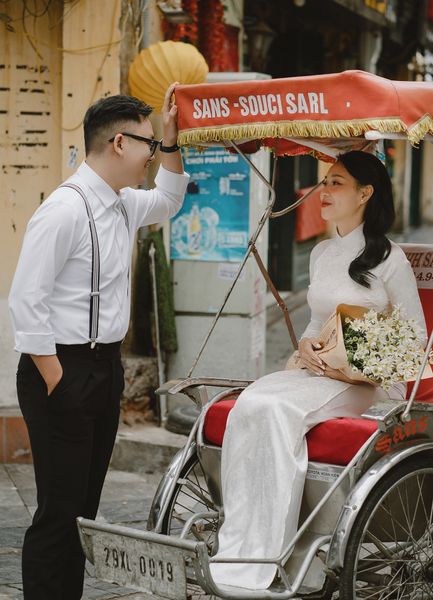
[342,305,431,390]
[287,303,432,390]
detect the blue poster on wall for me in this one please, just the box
[170,147,250,262]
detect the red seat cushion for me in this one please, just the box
[203,396,378,466]
[204,398,239,447]
[306,418,377,465]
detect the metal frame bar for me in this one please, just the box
[180,510,219,539]
[149,242,167,423]
[270,178,324,218]
[187,141,277,377]
[199,535,333,599]
[251,244,298,350]
[284,137,373,161]
[77,516,205,552]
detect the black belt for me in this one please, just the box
[56,341,122,359]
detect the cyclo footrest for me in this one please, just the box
[77,517,208,600]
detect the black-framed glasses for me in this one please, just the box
[108,132,162,156]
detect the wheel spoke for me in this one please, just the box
[166,456,218,556]
[178,479,215,509]
[416,475,433,553]
[347,466,433,600]
[396,482,424,559]
[364,530,396,560]
[377,498,428,559]
[177,487,211,510]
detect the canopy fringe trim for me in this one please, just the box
[407,114,433,145]
[178,117,408,147]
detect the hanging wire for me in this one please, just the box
[22,0,52,18]
[21,0,44,60]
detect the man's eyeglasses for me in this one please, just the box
[108,132,162,156]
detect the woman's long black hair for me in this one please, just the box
[337,150,395,288]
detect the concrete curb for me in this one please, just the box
[110,424,187,474]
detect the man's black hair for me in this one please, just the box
[83,95,153,155]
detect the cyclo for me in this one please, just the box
[77,70,433,599]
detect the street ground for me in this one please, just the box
[0,465,160,600]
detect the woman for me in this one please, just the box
[209,150,427,590]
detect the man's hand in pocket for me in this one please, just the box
[30,354,63,395]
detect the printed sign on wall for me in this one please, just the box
[170,147,250,262]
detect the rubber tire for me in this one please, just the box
[339,455,433,599]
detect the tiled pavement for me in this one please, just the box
[0,464,161,599]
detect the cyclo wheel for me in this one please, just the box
[340,455,433,599]
[159,452,219,600]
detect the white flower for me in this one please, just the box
[343,304,425,390]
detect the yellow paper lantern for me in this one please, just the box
[128,41,209,113]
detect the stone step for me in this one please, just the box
[110,423,187,474]
[0,410,188,472]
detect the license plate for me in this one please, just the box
[93,532,187,600]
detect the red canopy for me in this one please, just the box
[175,70,433,160]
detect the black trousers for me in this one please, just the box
[16,342,124,600]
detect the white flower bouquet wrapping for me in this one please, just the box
[288,303,432,389]
[342,305,431,390]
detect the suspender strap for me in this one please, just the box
[119,203,129,230]
[119,203,130,293]
[58,182,130,348]
[59,183,101,347]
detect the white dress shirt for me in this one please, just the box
[9,161,189,355]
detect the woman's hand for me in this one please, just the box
[298,337,325,376]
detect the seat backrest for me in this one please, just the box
[400,243,433,402]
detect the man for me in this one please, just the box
[8,84,189,599]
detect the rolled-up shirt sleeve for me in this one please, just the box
[128,165,190,228]
[8,201,78,355]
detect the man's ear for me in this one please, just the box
[112,133,124,156]
[360,184,374,205]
